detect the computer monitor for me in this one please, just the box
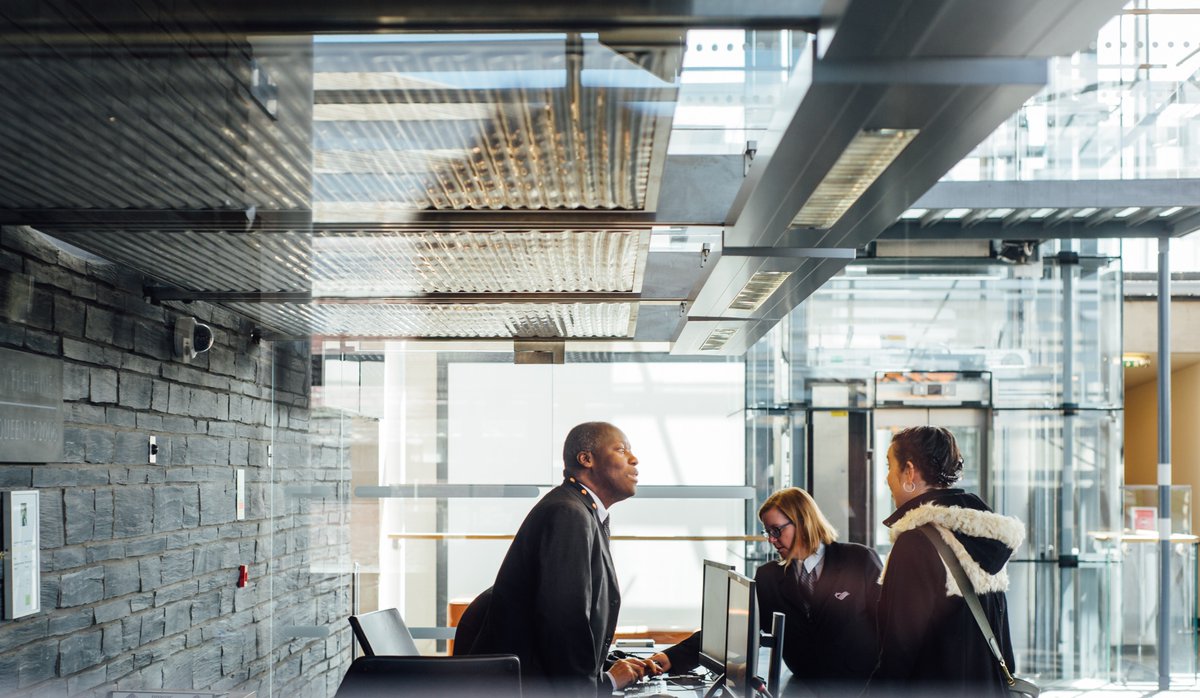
[698,559,734,673]
[723,571,759,698]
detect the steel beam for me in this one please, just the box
[1157,236,1172,691]
[814,57,1046,86]
[913,179,1200,210]
[877,218,1173,240]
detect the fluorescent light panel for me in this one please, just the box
[700,328,738,351]
[792,129,919,229]
[728,271,792,312]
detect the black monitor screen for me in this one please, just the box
[723,571,758,698]
[698,560,733,673]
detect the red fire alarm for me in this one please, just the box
[238,565,249,588]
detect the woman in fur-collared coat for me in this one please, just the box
[867,426,1025,697]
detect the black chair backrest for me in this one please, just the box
[349,608,420,656]
[453,587,493,656]
[335,654,522,698]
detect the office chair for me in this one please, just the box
[348,608,420,656]
[452,586,492,655]
[335,655,522,698]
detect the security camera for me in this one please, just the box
[174,316,215,361]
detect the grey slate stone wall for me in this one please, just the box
[0,227,352,697]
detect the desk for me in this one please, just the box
[618,647,793,698]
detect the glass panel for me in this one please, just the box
[991,409,1123,681]
[1117,485,1199,682]
[1122,233,1200,275]
[945,6,1200,181]
[343,346,748,647]
[669,30,809,155]
[786,255,1122,411]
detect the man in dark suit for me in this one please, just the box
[465,422,649,697]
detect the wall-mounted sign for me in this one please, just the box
[0,347,63,463]
[1130,506,1157,533]
[3,490,40,619]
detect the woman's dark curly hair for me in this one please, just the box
[890,426,963,487]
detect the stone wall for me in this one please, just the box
[0,226,351,697]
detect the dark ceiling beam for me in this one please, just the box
[0,1,823,36]
[877,218,1173,240]
[0,208,313,231]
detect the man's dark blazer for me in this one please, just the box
[465,480,619,698]
[663,542,881,696]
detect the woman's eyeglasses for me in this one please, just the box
[762,521,794,540]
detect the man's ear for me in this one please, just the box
[577,451,593,469]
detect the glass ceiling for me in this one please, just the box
[948,1,1200,181]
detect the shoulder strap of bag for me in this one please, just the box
[917,524,1017,687]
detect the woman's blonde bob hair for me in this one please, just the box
[758,487,838,565]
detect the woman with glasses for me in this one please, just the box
[648,487,882,697]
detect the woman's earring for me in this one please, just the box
[902,481,916,494]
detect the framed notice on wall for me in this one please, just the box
[3,490,40,619]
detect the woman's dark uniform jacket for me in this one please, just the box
[464,480,619,698]
[868,489,1024,697]
[662,542,882,696]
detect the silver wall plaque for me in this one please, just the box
[0,347,63,463]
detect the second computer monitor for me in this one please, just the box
[723,570,759,698]
[698,559,734,673]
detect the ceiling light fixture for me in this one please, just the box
[728,271,793,312]
[1029,208,1056,219]
[1121,353,1150,369]
[791,129,919,229]
[1073,207,1098,218]
[1160,206,1183,217]
[943,208,971,220]
[1115,206,1141,218]
[899,208,927,220]
[700,328,738,351]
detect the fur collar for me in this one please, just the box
[879,504,1025,597]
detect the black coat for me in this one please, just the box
[868,489,1024,697]
[663,542,882,697]
[466,481,620,698]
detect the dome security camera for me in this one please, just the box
[174,316,215,361]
